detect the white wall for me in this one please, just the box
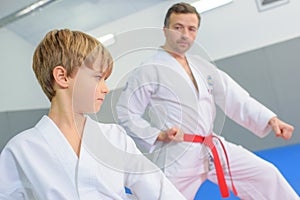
[1,0,300,112]
[198,0,300,60]
[0,28,50,112]
[88,0,300,90]
[89,0,300,61]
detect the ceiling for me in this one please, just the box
[0,0,164,45]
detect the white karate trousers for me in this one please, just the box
[167,141,299,200]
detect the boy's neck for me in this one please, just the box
[48,98,86,133]
[48,98,86,157]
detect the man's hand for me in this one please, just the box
[157,127,184,142]
[268,117,294,140]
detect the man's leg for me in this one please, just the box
[167,174,207,200]
[207,141,299,200]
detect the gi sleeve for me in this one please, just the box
[0,147,30,200]
[116,65,161,151]
[214,69,276,137]
[122,132,186,200]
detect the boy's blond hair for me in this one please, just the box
[32,29,113,101]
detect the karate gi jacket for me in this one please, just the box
[116,49,276,178]
[0,115,186,200]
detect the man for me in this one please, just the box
[116,2,299,200]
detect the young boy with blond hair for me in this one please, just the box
[0,29,186,200]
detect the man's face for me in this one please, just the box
[164,13,199,55]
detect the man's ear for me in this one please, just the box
[163,26,167,36]
[53,66,69,88]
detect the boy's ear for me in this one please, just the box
[53,66,69,88]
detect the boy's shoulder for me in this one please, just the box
[2,116,51,154]
[88,119,137,149]
[89,118,125,134]
[86,117,131,147]
[2,126,39,153]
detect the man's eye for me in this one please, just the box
[96,75,102,80]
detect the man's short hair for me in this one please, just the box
[164,2,201,28]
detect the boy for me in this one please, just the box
[0,29,186,200]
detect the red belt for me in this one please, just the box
[183,134,238,198]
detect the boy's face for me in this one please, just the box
[164,13,199,55]
[71,57,109,114]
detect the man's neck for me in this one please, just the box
[162,45,186,60]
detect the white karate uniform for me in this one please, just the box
[0,115,186,200]
[116,49,299,200]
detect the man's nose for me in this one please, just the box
[181,28,189,39]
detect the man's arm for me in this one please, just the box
[116,66,162,151]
